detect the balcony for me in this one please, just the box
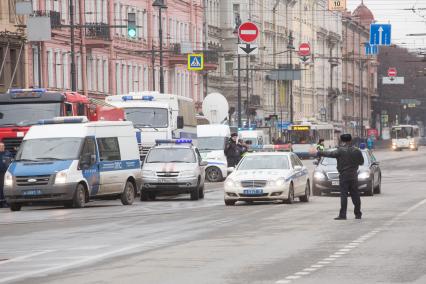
[168,44,218,71]
[85,23,111,48]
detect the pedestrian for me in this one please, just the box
[0,142,12,208]
[316,138,325,151]
[317,134,364,220]
[224,133,242,168]
[367,136,374,150]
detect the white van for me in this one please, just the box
[4,117,142,211]
[196,124,230,182]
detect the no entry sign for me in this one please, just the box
[298,43,311,57]
[238,22,259,43]
[388,67,397,77]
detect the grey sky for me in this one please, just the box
[347,0,426,51]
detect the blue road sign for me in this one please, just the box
[370,24,391,46]
[187,54,204,71]
[365,43,378,55]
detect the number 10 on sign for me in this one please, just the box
[328,0,346,11]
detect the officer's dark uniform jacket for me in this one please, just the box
[319,145,364,180]
[224,141,241,167]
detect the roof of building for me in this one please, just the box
[352,0,375,25]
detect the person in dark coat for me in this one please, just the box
[224,133,242,167]
[0,142,12,208]
[317,134,364,220]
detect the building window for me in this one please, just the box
[103,60,108,93]
[224,54,234,76]
[87,57,92,91]
[233,4,240,27]
[32,46,39,87]
[47,50,54,87]
[144,66,148,91]
[55,51,62,88]
[97,59,103,92]
[63,53,68,89]
[115,63,121,95]
[77,54,82,90]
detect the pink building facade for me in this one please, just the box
[27,0,206,103]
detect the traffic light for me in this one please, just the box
[127,12,136,39]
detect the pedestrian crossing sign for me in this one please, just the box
[188,54,204,71]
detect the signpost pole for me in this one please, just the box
[246,54,250,124]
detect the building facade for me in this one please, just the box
[342,2,378,136]
[206,0,344,127]
[24,0,207,103]
[0,0,27,93]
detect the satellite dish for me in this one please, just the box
[202,93,229,124]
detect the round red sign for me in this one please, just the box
[238,22,259,43]
[388,67,397,77]
[298,43,311,57]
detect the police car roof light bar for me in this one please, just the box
[155,139,193,145]
[38,116,89,125]
[8,88,47,93]
[122,95,154,101]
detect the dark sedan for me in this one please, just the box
[312,149,381,196]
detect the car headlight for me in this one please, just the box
[180,170,196,178]
[55,170,68,184]
[268,179,286,187]
[142,170,156,177]
[358,171,370,180]
[313,171,326,180]
[225,179,238,188]
[4,171,13,187]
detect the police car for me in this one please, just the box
[141,139,207,201]
[224,145,310,205]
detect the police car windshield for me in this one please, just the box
[238,155,290,170]
[197,137,226,151]
[0,103,61,126]
[146,148,196,163]
[15,138,83,161]
[124,107,168,128]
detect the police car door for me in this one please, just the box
[79,137,100,196]
[294,154,308,194]
[97,137,123,194]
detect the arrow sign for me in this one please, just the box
[370,24,391,46]
[238,44,258,55]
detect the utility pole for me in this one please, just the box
[360,59,365,139]
[235,15,242,128]
[69,0,76,91]
[288,31,294,124]
[246,54,250,124]
[203,0,208,98]
[151,39,156,91]
[158,7,164,93]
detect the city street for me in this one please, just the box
[0,148,425,283]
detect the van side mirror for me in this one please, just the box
[177,116,184,129]
[227,167,235,173]
[294,165,302,171]
[200,160,208,166]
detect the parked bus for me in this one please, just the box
[391,125,420,151]
[287,122,335,159]
[0,88,124,155]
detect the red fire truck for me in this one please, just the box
[0,88,124,154]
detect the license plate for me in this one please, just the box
[159,178,177,183]
[243,189,263,195]
[22,189,42,196]
[332,181,340,186]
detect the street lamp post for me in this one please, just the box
[153,0,167,94]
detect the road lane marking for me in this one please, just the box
[0,251,53,266]
[274,197,426,283]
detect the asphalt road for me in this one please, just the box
[1,148,425,284]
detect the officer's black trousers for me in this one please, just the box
[339,179,362,218]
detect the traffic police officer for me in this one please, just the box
[317,134,364,220]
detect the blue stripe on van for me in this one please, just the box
[99,159,141,172]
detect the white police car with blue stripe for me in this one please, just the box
[4,117,142,211]
[224,151,310,205]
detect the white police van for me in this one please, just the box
[4,117,142,211]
